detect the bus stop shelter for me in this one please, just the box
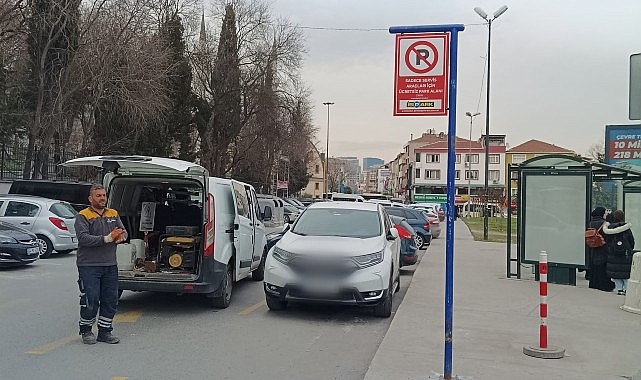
[506,155,641,284]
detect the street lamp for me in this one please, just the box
[323,102,334,196]
[465,111,481,217]
[474,5,508,240]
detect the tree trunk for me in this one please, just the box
[22,134,36,179]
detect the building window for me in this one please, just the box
[315,183,319,190]
[415,153,421,162]
[424,170,440,179]
[488,170,500,182]
[455,170,460,180]
[465,170,479,180]
[315,165,319,173]
[489,154,500,164]
[415,168,421,179]
[456,154,461,164]
[465,154,479,164]
[426,154,440,163]
[512,154,526,163]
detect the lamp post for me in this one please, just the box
[323,102,334,196]
[474,5,508,241]
[465,111,480,217]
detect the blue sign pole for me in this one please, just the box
[389,24,464,380]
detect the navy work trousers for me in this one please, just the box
[77,265,118,334]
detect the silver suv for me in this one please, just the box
[0,195,78,258]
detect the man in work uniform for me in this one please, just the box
[75,184,127,344]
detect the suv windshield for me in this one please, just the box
[292,208,381,238]
[49,202,78,218]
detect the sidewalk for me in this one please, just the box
[364,220,641,380]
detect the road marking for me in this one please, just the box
[26,334,78,355]
[113,310,143,323]
[111,377,128,380]
[238,301,265,315]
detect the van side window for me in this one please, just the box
[232,182,250,219]
[5,201,39,217]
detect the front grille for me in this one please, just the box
[287,256,358,277]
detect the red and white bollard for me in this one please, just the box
[539,251,548,349]
[523,251,565,359]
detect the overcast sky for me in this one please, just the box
[268,0,641,163]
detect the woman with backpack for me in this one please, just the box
[603,210,635,295]
[587,207,615,291]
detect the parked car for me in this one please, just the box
[411,202,445,222]
[264,201,401,317]
[282,198,306,210]
[0,221,40,267]
[0,195,78,258]
[389,215,418,267]
[63,155,270,309]
[423,211,441,239]
[283,204,301,224]
[8,179,93,211]
[384,206,432,249]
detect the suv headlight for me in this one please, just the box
[0,235,18,244]
[273,246,294,264]
[353,250,384,268]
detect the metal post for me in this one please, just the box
[323,102,334,195]
[483,18,492,241]
[444,27,463,380]
[465,112,480,216]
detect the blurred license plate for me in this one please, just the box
[27,247,39,255]
[302,280,340,295]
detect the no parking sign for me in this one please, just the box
[394,33,449,116]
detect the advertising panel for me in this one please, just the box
[605,124,641,168]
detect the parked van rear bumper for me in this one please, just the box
[118,278,222,294]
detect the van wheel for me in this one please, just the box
[252,248,267,281]
[36,235,54,259]
[266,294,287,311]
[211,265,233,309]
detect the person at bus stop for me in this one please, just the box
[603,209,635,295]
[587,207,615,292]
[75,184,128,344]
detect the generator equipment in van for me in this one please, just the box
[158,236,199,271]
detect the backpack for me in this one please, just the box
[585,224,605,248]
[609,233,632,257]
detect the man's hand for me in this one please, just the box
[104,228,125,244]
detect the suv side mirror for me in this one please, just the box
[387,227,399,240]
[262,206,272,221]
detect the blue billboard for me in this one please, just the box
[605,124,641,168]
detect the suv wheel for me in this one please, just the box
[36,235,54,259]
[372,271,393,318]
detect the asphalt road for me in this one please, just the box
[0,247,427,380]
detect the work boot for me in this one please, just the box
[81,331,96,345]
[97,331,120,344]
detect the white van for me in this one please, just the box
[63,156,268,308]
[256,194,285,235]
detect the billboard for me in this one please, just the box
[605,124,641,168]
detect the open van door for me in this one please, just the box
[63,155,208,178]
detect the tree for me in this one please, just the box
[24,0,81,178]
[200,4,241,176]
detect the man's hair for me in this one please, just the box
[89,184,105,195]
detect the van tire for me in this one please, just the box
[36,235,54,259]
[266,294,287,310]
[211,265,233,309]
[251,248,267,281]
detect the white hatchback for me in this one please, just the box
[263,201,401,317]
